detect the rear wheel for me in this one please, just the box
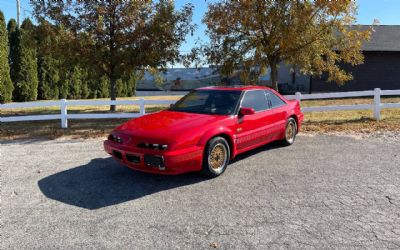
[201,137,230,177]
[282,118,297,146]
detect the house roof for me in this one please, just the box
[353,25,400,52]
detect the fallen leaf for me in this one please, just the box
[210,242,218,248]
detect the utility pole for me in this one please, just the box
[16,0,20,26]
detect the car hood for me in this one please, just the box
[115,110,228,141]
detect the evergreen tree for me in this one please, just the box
[126,71,143,97]
[0,11,13,103]
[98,75,110,98]
[59,70,69,99]
[37,55,59,99]
[7,19,21,87]
[6,19,17,42]
[67,66,82,99]
[116,78,127,97]
[67,66,90,99]
[81,80,89,99]
[7,18,17,70]
[86,72,99,98]
[125,79,133,97]
[36,21,60,100]
[12,18,38,101]
[14,44,38,101]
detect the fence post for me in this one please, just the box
[139,98,145,116]
[373,88,381,120]
[61,99,68,128]
[295,92,302,106]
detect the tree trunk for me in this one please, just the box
[110,72,117,112]
[270,61,279,91]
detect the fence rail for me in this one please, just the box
[1,88,399,128]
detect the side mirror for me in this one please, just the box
[239,107,255,116]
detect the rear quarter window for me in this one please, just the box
[266,90,286,108]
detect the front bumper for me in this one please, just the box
[104,140,203,175]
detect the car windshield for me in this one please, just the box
[170,90,242,115]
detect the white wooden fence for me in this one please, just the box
[1,88,399,128]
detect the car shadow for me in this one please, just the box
[230,141,283,163]
[38,157,206,210]
[38,141,285,210]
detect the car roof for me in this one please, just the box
[197,85,272,91]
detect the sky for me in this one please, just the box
[1,0,400,59]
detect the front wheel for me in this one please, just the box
[282,118,297,146]
[201,137,230,177]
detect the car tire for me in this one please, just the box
[282,117,297,146]
[201,137,230,177]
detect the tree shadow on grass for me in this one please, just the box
[303,116,375,126]
[38,157,205,210]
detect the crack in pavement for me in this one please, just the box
[385,195,395,205]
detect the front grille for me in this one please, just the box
[144,155,164,168]
[137,143,168,150]
[126,154,140,164]
[113,150,123,160]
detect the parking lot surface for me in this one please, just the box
[1,135,399,249]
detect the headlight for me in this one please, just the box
[108,134,122,143]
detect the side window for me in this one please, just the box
[266,90,286,108]
[241,90,269,112]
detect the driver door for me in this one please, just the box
[235,90,275,152]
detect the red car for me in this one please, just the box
[104,86,303,177]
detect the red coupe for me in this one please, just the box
[104,86,303,177]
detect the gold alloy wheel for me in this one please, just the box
[285,121,296,143]
[208,143,227,171]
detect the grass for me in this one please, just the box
[1,96,399,140]
[300,97,400,134]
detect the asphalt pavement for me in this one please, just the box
[1,135,399,249]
